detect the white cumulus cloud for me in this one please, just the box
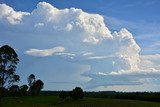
[0,2,160,90]
[0,3,29,24]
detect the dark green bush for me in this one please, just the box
[59,91,67,99]
[70,87,84,100]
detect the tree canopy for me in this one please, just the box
[30,79,44,95]
[28,74,35,87]
[0,45,19,95]
[70,87,84,100]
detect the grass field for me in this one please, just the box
[2,96,160,107]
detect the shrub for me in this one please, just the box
[70,87,84,100]
[9,85,20,96]
[59,91,67,99]
[20,85,28,96]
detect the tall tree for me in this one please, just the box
[28,74,35,87]
[0,45,19,104]
[30,79,44,95]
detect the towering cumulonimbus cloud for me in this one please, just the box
[0,3,30,24]
[0,2,160,90]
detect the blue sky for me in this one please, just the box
[1,0,160,21]
[0,0,160,91]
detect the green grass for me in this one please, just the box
[2,96,160,107]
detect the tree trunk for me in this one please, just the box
[0,66,5,107]
[0,89,2,107]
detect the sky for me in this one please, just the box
[0,0,160,92]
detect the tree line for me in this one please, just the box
[0,45,84,106]
[2,45,160,103]
[59,87,84,100]
[2,74,44,97]
[0,45,44,106]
